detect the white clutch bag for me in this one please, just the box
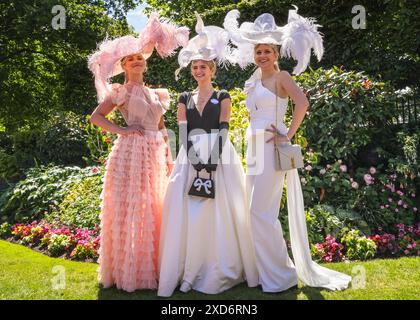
[274,143,304,171]
[272,79,304,171]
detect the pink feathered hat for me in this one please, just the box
[88,12,189,102]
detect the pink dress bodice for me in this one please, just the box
[109,82,170,131]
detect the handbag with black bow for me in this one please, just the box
[188,170,215,199]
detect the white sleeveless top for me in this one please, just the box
[245,77,289,138]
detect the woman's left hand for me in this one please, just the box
[265,124,290,144]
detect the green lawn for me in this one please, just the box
[0,240,419,300]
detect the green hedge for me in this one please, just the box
[0,166,101,224]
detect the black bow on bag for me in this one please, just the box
[188,171,215,199]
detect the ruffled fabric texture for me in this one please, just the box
[98,132,169,292]
[97,82,170,292]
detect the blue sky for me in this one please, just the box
[126,3,148,32]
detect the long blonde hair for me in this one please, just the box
[254,43,280,71]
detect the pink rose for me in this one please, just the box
[340,165,347,172]
[369,167,376,174]
[351,181,359,189]
[364,174,374,185]
[320,169,326,175]
[315,243,323,250]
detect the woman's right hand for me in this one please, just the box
[121,124,145,136]
[265,124,290,144]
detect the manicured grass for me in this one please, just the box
[0,240,419,300]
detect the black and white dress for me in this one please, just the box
[158,90,258,297]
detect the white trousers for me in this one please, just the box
[246,132,352,292]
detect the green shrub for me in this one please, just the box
[11,113,90,168]
[296,66,394,163]
[341,229,377,261]
[228,88,249,166]
[0,165,100,224]
[299,152,418,231]
[46,173,103,229]
[0,222,12,239]
[0,148,20,182]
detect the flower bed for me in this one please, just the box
[1,220,418,263]
[1,221,100,262]
[311,223,419,263]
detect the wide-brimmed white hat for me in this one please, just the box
[175,12,232,79]
[223,6,324,74]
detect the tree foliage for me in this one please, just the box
[0,0,140,133]
[144,0,419,90]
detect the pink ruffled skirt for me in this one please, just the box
[98,131,168,292]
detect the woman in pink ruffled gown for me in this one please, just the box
[87,15,189,292]
[90,53,172,292]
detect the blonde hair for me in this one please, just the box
[254,44,280,71]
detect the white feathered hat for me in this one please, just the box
[175,12,232,80]
[223,6,324,75]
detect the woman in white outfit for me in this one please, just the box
[224,8,352,292]
[158,14,258,297]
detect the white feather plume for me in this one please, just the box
[223,6,324,74]
[280,6,324,74]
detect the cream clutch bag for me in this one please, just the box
[274,143,304,171]
[272,79,304,171]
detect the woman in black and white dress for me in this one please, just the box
[158,14,258,297]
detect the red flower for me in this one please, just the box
[362,79,372,89]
